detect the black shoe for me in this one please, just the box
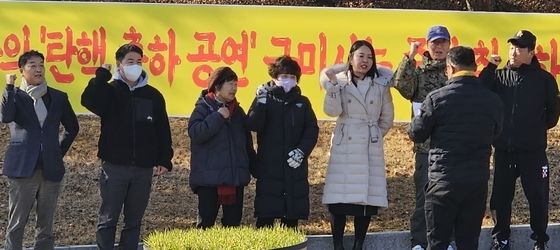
[352,239,364,250]
[333,237,344,250]
[491,239,510,250]
[333,242,344,250]
[533,241,546,250]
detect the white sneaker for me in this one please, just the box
[447,244,454,250]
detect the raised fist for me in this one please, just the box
[325,69,337,84]
[256,82,271,104]
[5,74,16,85]
[408,41,421,59]
[489,55,502,66]
[101,64,112,71]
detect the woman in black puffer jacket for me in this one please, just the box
[247,56,319,229]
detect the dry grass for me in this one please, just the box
[1,116,559,247]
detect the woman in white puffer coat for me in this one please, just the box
[320,40,394,250]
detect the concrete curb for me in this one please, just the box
[306,223,560,249]
[10,223,556,250]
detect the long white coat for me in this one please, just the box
[321,65,394,207]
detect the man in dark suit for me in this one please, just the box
[1,50,79,250]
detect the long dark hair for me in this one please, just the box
[347,40,378,85]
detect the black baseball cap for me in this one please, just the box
[507,30,536,50]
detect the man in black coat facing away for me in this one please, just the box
[480,30,560,250]
[409,46,504,250]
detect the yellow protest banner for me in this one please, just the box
[1,1,558,121]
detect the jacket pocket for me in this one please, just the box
[135,98,154,124]
[333,124,344,145]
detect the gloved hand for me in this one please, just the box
[287,148,305,168]
[256,83,270,104]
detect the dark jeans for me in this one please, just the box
[411,153,429,248]
[490,150,550,243]
[96,162,153,250]
[196,186,244,229]
[425,180,487,250]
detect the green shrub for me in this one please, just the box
[144,226,306,250]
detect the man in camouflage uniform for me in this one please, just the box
[392,25,451,250]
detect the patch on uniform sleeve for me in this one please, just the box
[296,103,303,108]
[542,165,549,178]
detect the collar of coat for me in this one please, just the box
[506,55,541,72]
[420,51,446,72]
[451,70,476,78]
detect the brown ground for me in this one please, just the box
[0,116,559,247]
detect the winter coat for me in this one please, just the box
[479,57,560,152]
[81,67,173,170]
[392,52,447,153]
[321,66,394,208]
[188,90,255,191]
[1,85,79,182]
[247,83,319,220]
[408,75,504,184]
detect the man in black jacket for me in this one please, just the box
[81,44,173,250]
[480,30,560,250]
[409,46,503,250]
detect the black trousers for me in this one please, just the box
[411,153,429,248]
[330,213,371,250]
[425,180,487,250]
[196,186,244,229]
[489,150,550,243]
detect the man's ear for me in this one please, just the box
[19,68,23,74]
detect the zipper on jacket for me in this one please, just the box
[507,79,519,168]
[227,120,235,185]
[291,106,295,127]
[282,101,290,216]
[131,90,136,166]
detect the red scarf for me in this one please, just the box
[217,185,236,205]
[206,91,238,205]
[206,92,238,114]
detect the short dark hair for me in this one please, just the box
[268,55,302,82]
[446,46,476,70]
[115,44,143,62]
[207,66,238,93]
[347,40,378,83]
[18,50,44,68]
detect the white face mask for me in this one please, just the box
[121,64,143,82]
[275,77,297,93]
